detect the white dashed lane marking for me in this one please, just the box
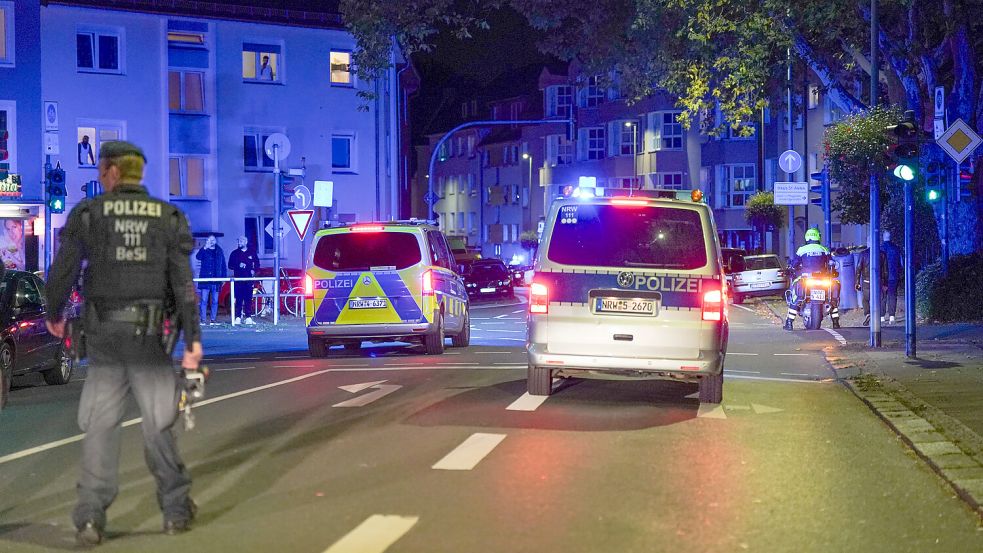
[322,515,419,553]
[432,433,507,471]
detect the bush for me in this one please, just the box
[916,252,983,322]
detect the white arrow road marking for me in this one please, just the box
[432,433,507,471]
[697,404,727,419]
[333,382,402,407]
[322,515,419,553]
[337,380,389,394]
[752,403,784,414]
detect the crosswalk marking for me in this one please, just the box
[432,433,507,470]
[507,392,550,411]
[322,515,418,553]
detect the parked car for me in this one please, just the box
[720,247,748,300]
[463,259,514,299]
[731,254,788,304]
[0,270,75,411]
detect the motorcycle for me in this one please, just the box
[785,267,840,330]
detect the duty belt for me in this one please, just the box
[90,302,166,336]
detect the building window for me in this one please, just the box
[660,112,683,150]
[457,213,465,231]
[467,135,475,157]
[458,174,465,194]
[619,121,636,156]
[545,85,573,118]
[168,71,204,113]
[0,2,14,67]
[725,164,756,207]
[610,177,639,190]
[578,75,604,108]
[0,101,16,174]
[578,127,606,160]
[725,124,755,140]
[468,212,477,233]
[469,173,477,196]
[332,133,355,172]
[76,29,122,73]
[330,50,352,86]
[657,172,684,190]
[244,215,276,256]
[76,123,122,168]
[546,134,573,166]
[243,129,279,170]
[242,43,281,82]
[167,30,206,47]
[169,156,206,197]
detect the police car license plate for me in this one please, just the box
[595,298,656,315]
[349,298,388,309]
[810,290,826,301]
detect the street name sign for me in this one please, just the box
[287,209,315,240]
[937,119,982,164]
[313,180,334,207]
[778,150,802,174]
[773,181,809,205]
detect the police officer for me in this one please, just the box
[784,227,841,330]
[44,141,203,546]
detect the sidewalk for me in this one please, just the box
[758,296,983,516]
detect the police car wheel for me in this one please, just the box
[527,365,552,396]
[423,312,445,355]
[699,372,723,404]
[451,312,470,348]
[308,337,327,358]
[41,343,74,386]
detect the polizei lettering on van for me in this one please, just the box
[631,275,700,293]
[314,279,354,290]
[103,200,162,218]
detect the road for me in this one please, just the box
[1,299,982,552]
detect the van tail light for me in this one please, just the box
[422,270,434,296]
[304,274,314,298]
[702,288,724,321]
[529,282,549,314]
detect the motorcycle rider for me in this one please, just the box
[784,227,841,330]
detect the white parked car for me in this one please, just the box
[731,254,788,304]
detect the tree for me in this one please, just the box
[342,0,983,248]
[520,229,540,259]
[744,192,786,253]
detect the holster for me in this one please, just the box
[87,302,165,338]
[66,317,86,362]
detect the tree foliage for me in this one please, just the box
[744,191,786,229]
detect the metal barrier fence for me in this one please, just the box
[192,276,305,326]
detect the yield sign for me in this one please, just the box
[937,118,982,163]
[287,209,315,240]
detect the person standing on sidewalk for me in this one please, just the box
[195,234,226,324]
[43,140,203,545]
[881,230,903,325]
[228,235,260,325]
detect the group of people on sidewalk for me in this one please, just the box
[856,230,904,326]
[194,234,261,325]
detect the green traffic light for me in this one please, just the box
[926,188,940,201]
[893,164,915,181]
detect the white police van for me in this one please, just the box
[526,190,728,403]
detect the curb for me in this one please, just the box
[842,375,983,520]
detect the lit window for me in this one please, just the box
[77,29,122,73]
[76,123,122,168]
[169,156,206,197]
[242,43,281,82]
[725,164,756,207]
[332,134,354,171]
[168,71,204,113]
[167,31,205,47]
[0,2,14,67]
[330,51,352,85]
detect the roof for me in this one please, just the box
[45,0,344,28]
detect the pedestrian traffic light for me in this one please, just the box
[958,161,974,198]
[884,110,918,182]
[47,164,67,213]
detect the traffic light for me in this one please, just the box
[958,160,974,198]
[47,164,67,213]
[885,110,918,182]
[279,172,295,211]
[809,170,825,206]
[924,161,943,203]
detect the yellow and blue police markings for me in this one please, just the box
[306,267,427,326]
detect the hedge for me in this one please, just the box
[916,252,983,322]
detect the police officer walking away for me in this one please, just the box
[44,141,203,546]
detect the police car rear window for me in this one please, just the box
[547,204,707,270]
[313,232,422,272]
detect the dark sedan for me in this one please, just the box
[0,270,75,411]
[463,260,514,300]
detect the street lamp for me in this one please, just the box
[624,120,638,196]
[522,152,533,234]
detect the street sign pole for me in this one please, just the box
[273,144,281,326]
[44,155,52,275]
[822,161,831,247]
[942,162,950,275]
[904,170,916,358]
[870,170,881,347]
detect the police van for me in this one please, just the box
[527,190,728,403]
[304,221,470,357]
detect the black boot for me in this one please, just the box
[832,318,841,329]
[783,319,793,331]
[76,521,103,547]
[163,499,197,536]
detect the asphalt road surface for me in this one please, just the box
[2,299,982,552]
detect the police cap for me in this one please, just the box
[99,140,147,163]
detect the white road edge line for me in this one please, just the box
[731,303,755,313]
[824,327,848,345]
[322,515,419,553]
[726,374,827,384]
[774,353,810,356]
[727,352,759,356]
[432,433,507,471]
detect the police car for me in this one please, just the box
[527,190,728,403]
[304,221,470,357]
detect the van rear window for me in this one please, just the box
[313,232,422,271]
[547,204,707,270]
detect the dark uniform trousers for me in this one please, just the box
[73,319,191,529]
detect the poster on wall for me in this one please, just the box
[0,219,25,270]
